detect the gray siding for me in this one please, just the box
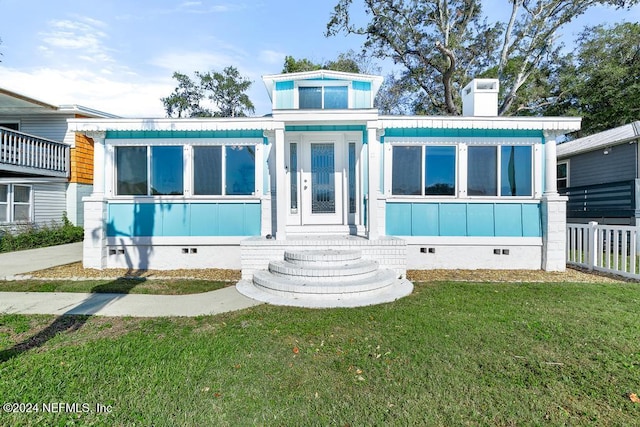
[566,142,636,187]
[33,182,67,225]
[2,114,70,142]
[66,183,92,226]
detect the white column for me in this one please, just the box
[274,125,287,240]
[83,131,107,269]
[544,132,559,196]
[541,131,567,271]
[367,123,380,239]
[88,131,106,197]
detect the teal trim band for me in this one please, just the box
[383,128,544,139]
[385,202,541,237]
[285,125,368,144]
[107,202,261,237]
[106,130,265,139]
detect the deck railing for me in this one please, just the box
[567,221,640,279]
[0,126,69,177]
[564,180,636,219]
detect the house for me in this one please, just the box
[0,88,118,228]
[556,121,640,226]
[69,70,580,305]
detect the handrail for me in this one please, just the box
[0,126,70,176]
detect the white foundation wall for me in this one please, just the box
[104,244,242,270]
[405,237,543,270]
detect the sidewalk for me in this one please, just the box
[0,287,262,317]
[0,243,262,317]
[0,242,83,279]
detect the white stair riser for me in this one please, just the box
[252,270,396,295]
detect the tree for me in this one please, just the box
[161,66,254,118]
[198,66,254,118]
[547,22,640,135]
[281,50,373,74]
[161,72,205,118]
[326,0,639,116]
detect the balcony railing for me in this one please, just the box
[0,126,69,178]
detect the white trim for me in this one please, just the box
[385,136,540,145]
[403,236,542,246]
[379,116,582,132]
[385,198,541,204]
[0,183,33,223]
[68,117,277,132]
[106,236,247,246]
[106,138,262,146]
[107,198,260,204]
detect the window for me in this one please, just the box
[193,145,255,196]
[392,146,456,196]
[116,146,183,196]
[467,145,532,197]
[298,85,348,109]
[0,185,7,222]
[557,161,568,192]
[289,143,298,212]
[0,122,19,131]
[0,184,32,222]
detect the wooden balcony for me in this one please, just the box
[0,126,69,178]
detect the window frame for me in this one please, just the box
[391,144,458,197]
[191,144,257,197]
[388,142,536,199]
[557,160,569,192]
[295,80,350,110]
[0,184,32,223]
[466,144,534,198]
[115,145,186,197]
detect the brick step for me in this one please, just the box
[283,249,362,266]
[268,259,379,282]
[252,269,398,295]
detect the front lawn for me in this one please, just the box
[0,281,638,426]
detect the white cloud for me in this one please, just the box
[0,66,171,118]
[150,51,241,73]
[38,17,114,64]
[259,50,286,66]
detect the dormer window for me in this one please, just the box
[298,84,348,109]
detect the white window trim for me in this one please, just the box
[0,184,33,223]
[466,144,535,198]
[294,81,351,109]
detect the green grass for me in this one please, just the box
[0,279,227,295]
[0,281,639,426]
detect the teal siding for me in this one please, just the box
[275,81,294,109]
[386,202,541,237]
[106,130,264,139]
[352,81,372,108]
[107,202,261,237]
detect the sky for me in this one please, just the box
[1,0,638,118]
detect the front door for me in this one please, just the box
[301,137,344,225]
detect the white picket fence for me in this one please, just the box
[567,222,640,279]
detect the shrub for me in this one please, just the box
[0,213,83,253]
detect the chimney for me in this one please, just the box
[461,79,499,116]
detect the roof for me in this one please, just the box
[557,121,640,158]
[0,87,119,118]
[67,114,582,135]
[262,69,384,102]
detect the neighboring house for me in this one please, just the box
[557,121,640,225]
[0,88,118,228]
[70,70,580,277]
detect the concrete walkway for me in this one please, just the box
[0,287,262,317]
[0,242,83,279]
[0,243,263,317]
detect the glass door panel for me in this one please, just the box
[311,143,335,214]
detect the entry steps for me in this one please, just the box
[236,249,413,308]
